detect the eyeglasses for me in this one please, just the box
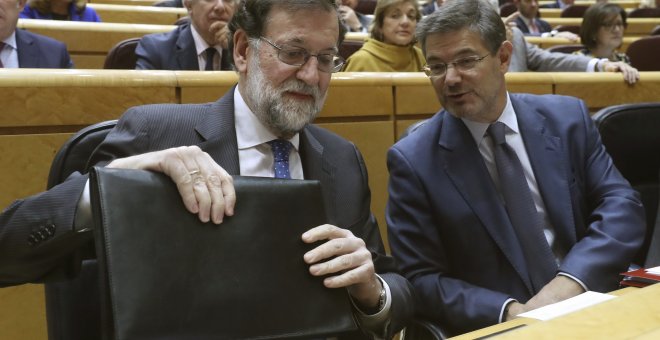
[422,54,490,78]
[258,37,345,73]
[601,21,625,31]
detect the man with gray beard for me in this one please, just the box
[0,0,414,339]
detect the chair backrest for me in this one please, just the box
[45,120,117,340]
[102,38,140,70]
[339,39,364,61]
[555,24,581,35]
[627,7,660,18]
[592,103,660,267]
[355,0,377,15]
[560,4,588,17]
[626,35,660,71]
[546,44,584,54]
[499,2,517,17]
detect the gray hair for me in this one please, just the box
[416,0,505,55]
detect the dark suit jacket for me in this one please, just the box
[135,23,232,70]
[15,29,73,68]
[515,16,553,35]
[0,87,413,339]
[386,94,645,335]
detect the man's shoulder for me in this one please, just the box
[123,102,214,122]
[16,29,67,49]
[511,93,581,107]
[140,24,188,46]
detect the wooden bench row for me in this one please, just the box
[17,19,653,69]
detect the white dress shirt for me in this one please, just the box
[1,32,20,68]
[190,24,223,71]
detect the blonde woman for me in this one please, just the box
[342,0,425,72]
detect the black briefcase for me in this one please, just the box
[89,167,358,340]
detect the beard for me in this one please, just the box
[245,54,327,138]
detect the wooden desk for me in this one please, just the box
[526,36,640,52]
[450,286,649,339]
[538,0,642,9]
[89,3,186,25]
[91,0,159,5]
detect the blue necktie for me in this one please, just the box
[204,48,216,71]
[268,139,292,179]
[488,122,557,292]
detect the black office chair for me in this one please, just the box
[44,120,117,340]
[560,4,588,18]
[103,38,140,69]
[626,35,660,71]
[546,44,584,54]
[592,103,660,268]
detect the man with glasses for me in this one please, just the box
[0,0,413,338]
[136,0,236,70]
[387,0,644,335]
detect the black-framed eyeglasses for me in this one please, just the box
[258,37,345,73]
[601,21,625,31]
[422,54,490,78]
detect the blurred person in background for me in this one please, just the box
[575,2,631,64]
[20,0,100,21]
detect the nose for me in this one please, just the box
[400,15,410,26]
[443,65,462,87]
[296,57,321,86]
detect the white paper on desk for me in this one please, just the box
[645,266,660,275]
[517,291,616,321]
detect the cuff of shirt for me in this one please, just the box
[587,58,600,72]
[557,272,590,292]
[74,179,92,231]
[499,298,518,323]
[350,274,392,338]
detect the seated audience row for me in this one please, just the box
[19,0,100,22]
[1,0,73,68]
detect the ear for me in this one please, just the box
[183,0,193,14]
[233,29,250,73]
[498,40,513,73]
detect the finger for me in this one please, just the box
[308,247,371,277]
[304,234,364,265]
[323,262,375,289]
[219,171,235,217]
[161,148,200,214]
[175,146,213,223]
[302,224,350,244]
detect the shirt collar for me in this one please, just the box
[461,92,518,145]
[233,88,300,151]
[2,31,17,50]
[189,23,221,57]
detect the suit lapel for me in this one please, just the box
[15,30,39,68]
[176,25,200,70]
[512,97,577,249]
[196,87,241,175]
[299,127,338,223]
[440,113,534,293]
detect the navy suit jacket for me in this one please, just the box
[387,94,645,334]
[135,23,232,70]
[0,87,413,339]
[15,29,73,68]
[515,16,553,35]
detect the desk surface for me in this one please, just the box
[450,285,660,339]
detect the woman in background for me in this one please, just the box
[342,0,424,72]
[575,3,630,64]
[20,0,100,22]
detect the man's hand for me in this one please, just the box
[502,11,519,42]
[505,275,585,321]
[602,60,640,85]
[338,5,363,32]
[302,224,382,309]
[554,31,579,42]
[107,146,235,224]
[210,20,230,49]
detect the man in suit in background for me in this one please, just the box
[387,0,644,335]
[339,0,372,33]
[0,0,413,338]
[508,25,639,84]
[0,0,72,68]
[512,0,579,41]
[135,0,235,70]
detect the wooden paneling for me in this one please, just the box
[0,285,46,340]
